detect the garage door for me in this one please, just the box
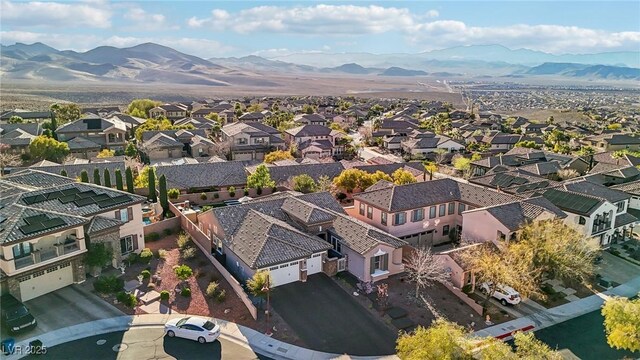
[233,152,254,161]
[269,261,300,287]
[19,262,73,301]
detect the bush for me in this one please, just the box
[256,187,263,195]
[177,232,191,249]
[158,248,168,260]
[163,228,173,236]
[206,281,219,298]
[541,283,556,295]
[94,275,124,294]
[181,287,191,297]
[228,186,236,197]
[116,291,138,307]
[139,248,153,263]
[244,189,249,196]
[145,232,160,242]
[462,284,472,294]
[168,188,180,199]
[610,249,621,256]
[140,270,151,279]
[160,290,170,301]
[216,289,226,303]
[174,264,193,280]
[336,192,347,201]
[181,246,196,260]
[200,192,208,201]
[127,252,138,265]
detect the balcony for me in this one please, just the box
[10,238,83,271]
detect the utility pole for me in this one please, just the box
[262,277,272,336]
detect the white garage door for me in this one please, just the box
[269,261,300,287]
[233,152,254,161]
[307,255,323,275]
[19,262,74,301]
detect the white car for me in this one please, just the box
[480,282,521,306]
[164,316,221,343]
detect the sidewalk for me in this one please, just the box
[6,313,398,360]
[475,275,640,339]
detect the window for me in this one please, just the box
[412,208,424,222]
[458,203,466,215]
[617,202,625,212]
[359,203,365,216]
[498,230,506,241]
[367,206,373,219]
[429,206,436,219]
[394,212,406,225]
[448,202,455,215]
[254,138,264,144]
[120,235,134,254]
[578,216,586,225]
[12,243,32,258]
[237,138,247,145]
[116,207,133,223]
[439,204,446,217]
[330,235,342,254]
[381,212,387,226]
[108,133,117,143]
[370,253,389,274]
[443,225,450,236]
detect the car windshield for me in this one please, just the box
[7,306,29,319]
[176,317,190,327]
[202,321,216,330]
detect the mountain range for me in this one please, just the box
[1,42,639,86]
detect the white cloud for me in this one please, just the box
[187,4,640,54]
[122,6,178,31]
[0,0,112,28]
[0,31,235,58]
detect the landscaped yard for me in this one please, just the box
[87,232,302,346]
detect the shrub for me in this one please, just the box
[116,291,137,307]
[127,252,138,265]
[177,232,191,249]
[160,290,170,301]
[216,289,226,303]
[336,192,347,201]
[461,284,472,294]
[145,232,160,242]
[181,246,196,260]
[206,281,220,298]
[167,188,180,199]
[181,287,191,297]
[244,189,249,196]
[139,248,153,263]
[163,228,173,236]
[174,264,193,280]
[200,192,208,201]
[158,249,168,260]
[140,270,151,279]
[228,186,236,197]
[94,275,124,294]
[256,186,263,195]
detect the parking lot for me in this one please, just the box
[1,285,124,342]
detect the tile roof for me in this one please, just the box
[86,215,124,235]
[286,124,333,137]
[542,188,603,216]
[0,205,89,244]
[562,180,630,203]
[155,161,248,189]
[611,180,640,196]
[479,197,566,231]
[65,136,102,150]
[615,212,637,228]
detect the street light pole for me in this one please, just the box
[262,276,272,336]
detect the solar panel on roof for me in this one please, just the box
[58,194,77,203]
[97,198,116,208]
[74,197,96,207]
[24,214,48,225]
[76,191,97,199]
[46,191,64,200]
[23,193,47,205]
[41,218,66,229]
[20,223,46,235]
[61,188,81,196]
[92,194,111,201]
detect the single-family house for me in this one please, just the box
[284,125,344,159]
[56,114,128,154]
[149,104,188,120]
[221,122,285,161]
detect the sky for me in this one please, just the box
[1,0,639,59]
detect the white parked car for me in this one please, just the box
[480,282,521,306]
[164,316,221,343]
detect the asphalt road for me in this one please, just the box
[23,328,271,360]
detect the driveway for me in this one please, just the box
[270,274,397,356]
[597,251,640,284]
[2,285,124,341]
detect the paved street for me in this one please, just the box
[534,310,636,360]
[24,328,270,360]
[596,251,640,284]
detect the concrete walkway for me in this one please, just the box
[6,313,399,360]
[475,276,640,340]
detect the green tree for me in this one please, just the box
[115,169,124,190]
[579,146,596,170]
[148,166,157,202]
[29,135,70,163]
[124,142,138,158]
[60,169,68,177]
[602,295,640,352]
[333,168,379,193]
[125,167,135,193]
[302,104,315,114]
[96,149,115,158]
[247,164,275,190]
[85,242,113,269]
[127,99,161,118]
[93,168,101,185]
[246,271,272,300]
[50,103,82,126]
[515,140,541,149]
[453,155,473,179]
[103,169,111,188]
[159,174,169,215]
[423,161,438,181]
[80,170,89,183]
[264,149,294,164]
[292,174,317,193]
[247,103,263,112]
[392,168,417,185]
[8,115,23,124]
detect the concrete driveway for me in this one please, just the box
[2,285,124,342]
[596,251,640,284]
[270,274,397,356]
